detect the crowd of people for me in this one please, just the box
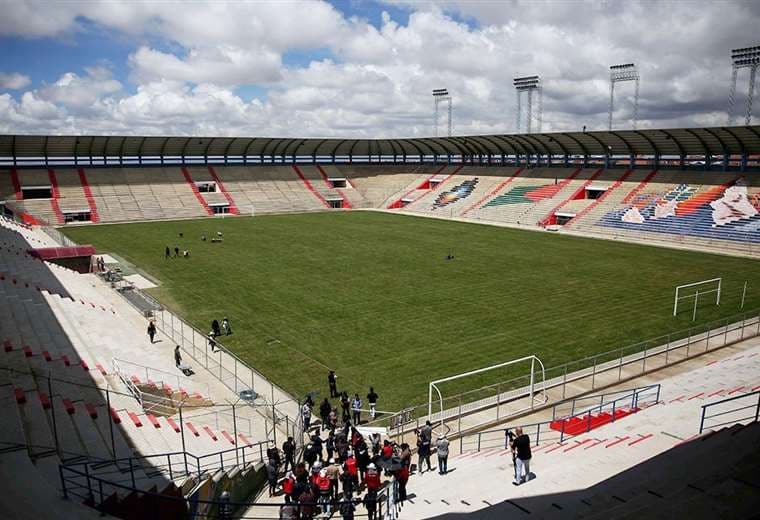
[266,372,416,519]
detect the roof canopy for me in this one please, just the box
[1,126,759,159]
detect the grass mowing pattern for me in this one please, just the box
[64,211,760,413]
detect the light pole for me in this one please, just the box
[728,46,760,125]
[513,76,542,133]
[608,63,640,130]
[433,89,453,137]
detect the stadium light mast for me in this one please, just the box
[432,88,453,137]
[608,63,640,130]
[728,45,760,125]
[513,76,542,133]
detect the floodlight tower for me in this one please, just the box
[608,63,640,130]
[432,88,453,137]
[728,45,760,125]
[513,76,542,133]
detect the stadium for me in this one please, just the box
[1,2,760,519]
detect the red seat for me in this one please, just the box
[61,355,71,366]
[147,414,161,428]
[80,360,89,371]
[221,430,235,445]
[14,388,25,404]
[238,433,252,446]
[127,412,142,427]
[38,392,51,409]
[85,403,98,418]
[23,346,33,358]
[166,417,180,432]
[203,426,217,441]
[42,351,52,362]
[186,422,200,437]
[4,340,14,352]
[62,399,75,415]
[96,364,107,376]
[109,407,121,423]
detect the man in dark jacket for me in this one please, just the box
[510,427,532,485]
[328,370,338,398]
[282,436,295,472]
[320,398,332,431]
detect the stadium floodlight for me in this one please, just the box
[513,76,542,133]
[608,63,640,131]
[432,88,453,137]
[728,45,760,126]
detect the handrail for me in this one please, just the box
[699,390,760,433]
[458,384,661,452]
[59,459,391,519]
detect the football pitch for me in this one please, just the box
[64,211,760,414]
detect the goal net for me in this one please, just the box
[428,355,546,427]
[673,277,721,316]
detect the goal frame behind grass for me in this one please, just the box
[673,277,722,317]
[428,354,546,426]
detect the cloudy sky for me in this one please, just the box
[0,0,758,138]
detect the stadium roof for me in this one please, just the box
[1,125,759,159]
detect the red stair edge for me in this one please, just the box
[77,168,100,222]
[47,169,65,225]
[315,165,352,209]
[180,167,214,216]
[207,166,240,215]
[292,165,331,208]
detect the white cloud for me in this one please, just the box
[0,72,32,90]
[1,1,759,136]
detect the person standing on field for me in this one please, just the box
[147,321,156,343]
[165,246,171,259]
[366,387,379,420]
[222,317,232,335]
[328,370,338,398]
[351,393,362,425]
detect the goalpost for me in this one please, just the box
[673,277,721,317]
[428,354,546,426]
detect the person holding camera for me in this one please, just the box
[510,427,532,485]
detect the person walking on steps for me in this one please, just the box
[147,321,156,343]
[174,345,182,367]
[282,436,296,473]
[436,435,450,475]
[510,427,532,485]
[319,397,333,431]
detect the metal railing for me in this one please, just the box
[699,390,760,433]
[458,384,661,453]
[153,307,303,447]
[372,310,760,441]
[60,455,395,520]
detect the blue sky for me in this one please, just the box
[0,1,758,137]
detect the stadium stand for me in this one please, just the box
[0,217,279,518]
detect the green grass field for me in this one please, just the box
[64,211,760,414]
